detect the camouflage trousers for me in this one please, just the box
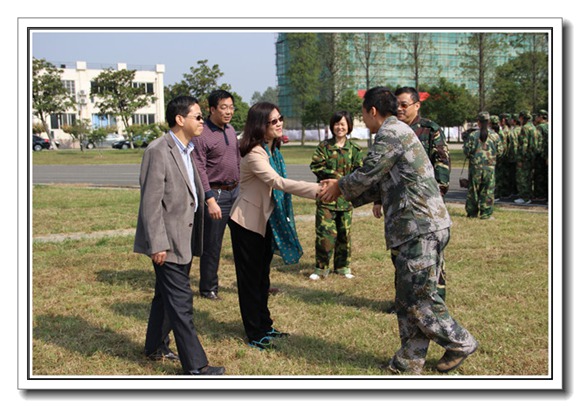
[389,229,477,374]
[465,165,496,219]
[314,206,352,276]
[533,155,548,200]
[516,160,534,201]
[495,159,517,198]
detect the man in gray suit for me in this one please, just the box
[134,95,225,376]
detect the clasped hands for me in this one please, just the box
[317,179,341,202]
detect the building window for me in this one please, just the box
[92,114,117,128]
[50,113,77,129]
[132,114,156,125]
[132,82,155,94]
[62,80,76,95]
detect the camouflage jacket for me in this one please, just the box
[310,137,364,210]
[536,122,549,160]
[462,129,505,167]
[517,122,539,162]
[338,116,451,249]
[501,125,517,162]
[409,115,451,194]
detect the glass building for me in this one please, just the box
[275,31,544,122]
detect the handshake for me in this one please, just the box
[317,179,341,203]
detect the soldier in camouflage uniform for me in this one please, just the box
[498,113,518,199]
[463,112,505,219]
[533,109,549,202]
[514,111,539,204]
[309,111,364,280]
[395,86,451,301]
[319,87,478,374]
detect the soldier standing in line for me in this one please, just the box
[533,109,549,203]
[319,87,478,375]
[514,111,539,204]
[463,112,505,219]
[491,115,508,201]
[394,86,450,302]
[499,113,518,200]
[309,111,364,281]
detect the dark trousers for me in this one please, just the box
[229,219,274,342]
[145,260,208,374]
[199,187,238,295]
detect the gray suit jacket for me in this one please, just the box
[134,133,204,264]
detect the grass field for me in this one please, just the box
[30,184,550,377]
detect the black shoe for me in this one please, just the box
[187,365,225,375]
[200,291,220,300]
[266,328,289,338]
[248,336,276,350]
[146,348,179,362]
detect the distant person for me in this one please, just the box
[319,87,478,375]
[228,102,320,350]
[134,95,224,375]
[514,110,539,204]
[309,111,363,281]
[191,89,240,301]
[463,111,505,219]
[533,109,549,203]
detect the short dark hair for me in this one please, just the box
[239,102,281,157]
[166,95,199,127]
[394,86,420,103]
[208,89,235,109]
[329,111,353,137]
[363,86,398,117]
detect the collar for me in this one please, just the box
[169,130,195,154]
[206,117,230,132]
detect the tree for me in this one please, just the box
[460,33,507,111]
[91,68,156,148]
[488,50,549,114]
[228,90,250,133]
[165,60,228,111]
[61,118,93,151]
[421,78,478,132]
[250,86,279,106]
[336,90,363,123]
[32,58,75,149]
[391,33,438,89]
[317,33,351,113]
[286,33,322,145]
[347,33,388,147]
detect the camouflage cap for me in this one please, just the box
[490,115,500,124]
[477,111,490,121]
[539,109,548,119]
[500,113,511,120]
[519,110,532,120]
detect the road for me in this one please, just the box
[31,163,547,208]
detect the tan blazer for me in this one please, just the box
[134,133,204,264]
[229,144,318,237]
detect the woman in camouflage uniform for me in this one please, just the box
[309,111,364,280]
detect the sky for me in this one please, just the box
[32,30,279,103]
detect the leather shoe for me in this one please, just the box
[200,291,220,300]
[146,348,179,362]
[187,365,225,375]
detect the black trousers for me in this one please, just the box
[199,187,238,295]
[145,260,208,374]
[229,219,274,342]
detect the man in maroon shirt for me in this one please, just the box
[191,89,240,300]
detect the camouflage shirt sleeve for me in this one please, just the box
[429,124,450,193]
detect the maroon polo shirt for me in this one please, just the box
[191,118,241,200]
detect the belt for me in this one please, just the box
[210,181,238,191]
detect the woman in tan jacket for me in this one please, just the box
[229,102,319,350]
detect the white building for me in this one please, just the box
[39,61,165,148]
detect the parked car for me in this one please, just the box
[112,135,150,149]
[85,133,125,149]
[32,135,51,151]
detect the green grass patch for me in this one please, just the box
[30,186,549,376]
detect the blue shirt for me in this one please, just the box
[170,130,198,211]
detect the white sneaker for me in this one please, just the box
[343,273,355,279]
[514,198,525,204]
[309,273,320,281]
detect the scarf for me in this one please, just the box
[263,142,303,265]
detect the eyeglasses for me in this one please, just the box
[218,105,235,112]
[398,101,418,109]
[183,114,204,122]
[267,115,284,126]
